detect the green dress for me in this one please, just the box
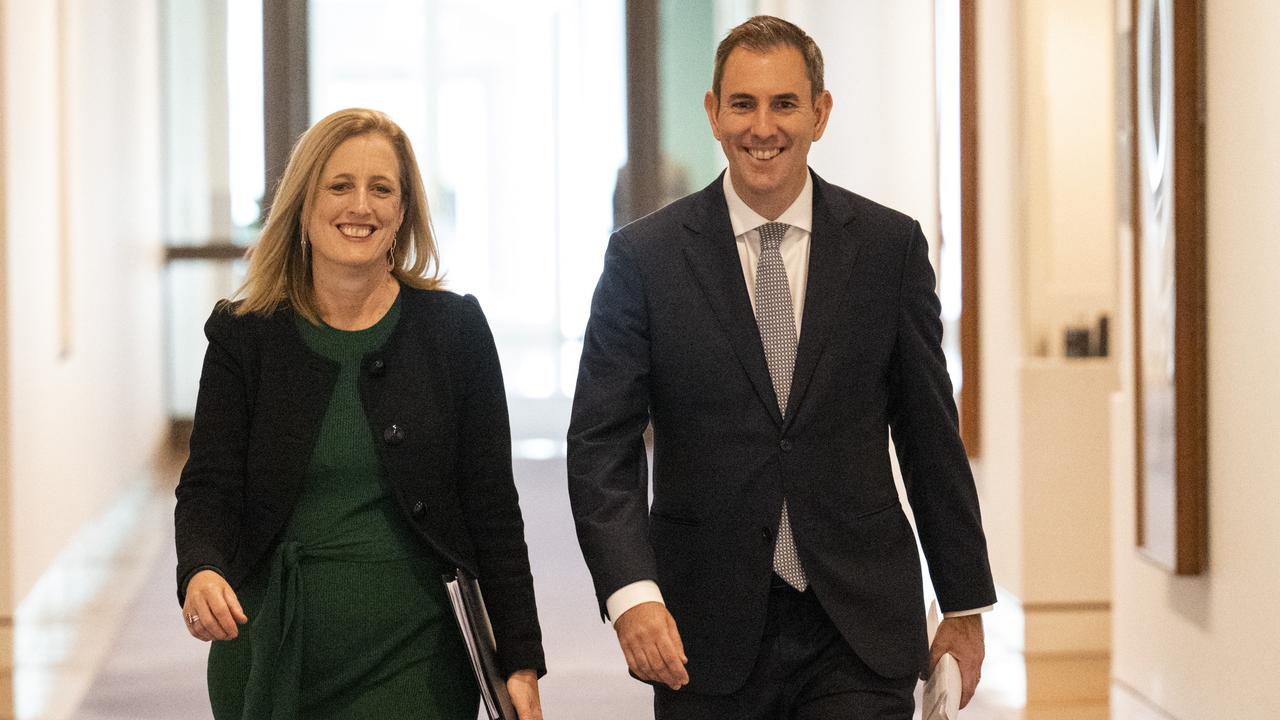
[206,296,479,720]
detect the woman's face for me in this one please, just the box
[306,133,405,278]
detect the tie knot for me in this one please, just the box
[758,222,789,250]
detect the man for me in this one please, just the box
[567,15,996,719]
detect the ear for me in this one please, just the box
[811,90,833,141]
[704,90,721,140]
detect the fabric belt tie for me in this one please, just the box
[240,539,358,720]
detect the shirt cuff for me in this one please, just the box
[604,580,665,624]
[942,604,994,618]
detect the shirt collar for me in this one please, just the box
[723,171,814,238]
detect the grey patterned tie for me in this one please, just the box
[754,222,808,592]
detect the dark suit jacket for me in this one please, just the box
[567,171,996,693]
[174,286,545,677]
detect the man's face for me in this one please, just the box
[705,45,832,218]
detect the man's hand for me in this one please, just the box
[927,614,985,708]
[506,669,543,720]
[613,601,689,690]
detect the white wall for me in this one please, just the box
[787,0,942,245]
[1110,1,1280,716]
[1019,0,1118,358]
[2,0,165,606]
[975,0,1025,597]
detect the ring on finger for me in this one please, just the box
[186,612,200,626]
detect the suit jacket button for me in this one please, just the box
[411,500,426,519]
[779,439,793,452]
[368,358,387,377]
[383,424,405,446]
[761,526,773,543]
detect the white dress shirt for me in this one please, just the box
[604,173,991,623]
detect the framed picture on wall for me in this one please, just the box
[1131,0,1206,575]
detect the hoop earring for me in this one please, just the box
[300,232,310,261]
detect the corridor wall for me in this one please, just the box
[796,0,942,248]
[0,1,166,713]
[1110,1,1280,717]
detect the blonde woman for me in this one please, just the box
[175,108,545,719]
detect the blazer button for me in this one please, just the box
[411,500,427,519]
[761,526,773,544]
[779,439,793,452]
[367,358,387,377]
[383,424,406,446]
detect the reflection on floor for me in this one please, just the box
[16,451,1025,720]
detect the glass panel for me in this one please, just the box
[162,0,264,246]
[161,0,263,418]
[658,0,718,204]
[309,0,626,409]
[165,260,248,417]
[227,0,266,235]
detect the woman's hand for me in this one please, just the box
[506,669,543,720]
[182,569,248,642]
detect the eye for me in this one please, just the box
[373,184,396,196]
[730,99,754,111]
[328,181,352,193]
[774,100,798,110]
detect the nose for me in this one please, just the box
[350,187,373,215]
[750,107,777,139]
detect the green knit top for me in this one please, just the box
[285,294,422,557]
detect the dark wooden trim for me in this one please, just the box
[624,0,661,225]
[1170,0,1206,575]
[1133,0,1207,575]
[262,0,309,214]
[1021,601,1112,613]
[164,243,247,262]
[1131,0,1146,550]
[958,0,980,458]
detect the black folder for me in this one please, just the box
[443,568,517,720]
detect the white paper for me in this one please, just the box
[922,652,962,720]
[922,600,962,719]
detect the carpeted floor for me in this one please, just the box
[71,454,1019,719]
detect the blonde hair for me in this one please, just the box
[233,107,442,322]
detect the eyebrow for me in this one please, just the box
[327,172,399,184]
[726,92,803,103]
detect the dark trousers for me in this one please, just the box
[654,578,916,720]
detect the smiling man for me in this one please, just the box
[568,15,996,720]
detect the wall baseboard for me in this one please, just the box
[1111,678,1182,720]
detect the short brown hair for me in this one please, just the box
[234,107,441,322]
[712,15,825,102]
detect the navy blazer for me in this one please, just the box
[567,171,996,693]
[175,286,545,677]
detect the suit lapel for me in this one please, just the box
[785,173,861,430]
[681,176,784,426]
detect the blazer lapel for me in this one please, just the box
[785,173,862,430]
[681,176,784,426]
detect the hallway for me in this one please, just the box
[50,454,1023,720]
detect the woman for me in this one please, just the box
[175,108,545,719]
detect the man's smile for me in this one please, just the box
[747,147,783,161]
